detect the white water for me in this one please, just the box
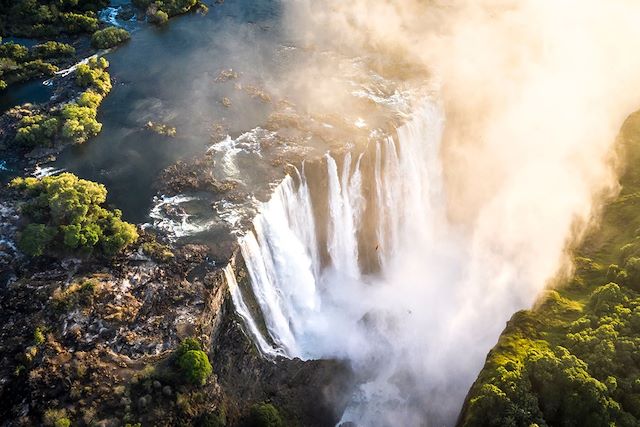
[98,7,123,27]
[43,55,98,86]
[147,195,215,239]
[227,100,537,425]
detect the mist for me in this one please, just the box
[221,0,640,425]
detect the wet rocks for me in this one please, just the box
[215,69,238,82]
[156,156,238,194]
[144,121,177,137]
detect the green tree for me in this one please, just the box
[18,223,56,256]
[91,27,131,49]
[248,403,283,427]
[178,350,212,386]
[10,173,138,257]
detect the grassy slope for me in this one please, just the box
[459,111,640,427]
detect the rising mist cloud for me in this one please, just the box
[275,0,640,424]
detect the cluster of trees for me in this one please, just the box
[0,38,75,90]
[14,56,111,147]
[461,111,640,426]
[91,27,131,49]
[0,0,108,37]
[10,173,138,257]
[133,0,198,25]
[464,298,639,426]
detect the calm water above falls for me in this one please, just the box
[55,0,287,224]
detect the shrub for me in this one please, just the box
[30,41,75,60]
[159,0,198,16]
[62,12,99,33]
[91,27,131,49]
[54,418,71,427]
[43,408,68,426]
[587,282,626,314]
[21,59,58,77]
[0,42,29,61]
[18,223,57,256]
[248,403,283,427]
[148,9,169,25]
[178,350,212,386]
[199,411,226,427]
[10,173,138,257]
[61,103,102,144]
[14,114,60,147]
[76,57,111,94]
[177,337,202,358]
[624,256,640,290]
[141,241,174,262]
[77,90,103,109]
[34,326,45,345]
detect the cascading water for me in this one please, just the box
[227,99,532,425]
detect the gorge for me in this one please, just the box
[4,0,640,426]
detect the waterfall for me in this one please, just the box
[226,100,506,425]
[223,264,285,357]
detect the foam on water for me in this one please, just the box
[147,195,216,239]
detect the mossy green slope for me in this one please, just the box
[459,111,640,427]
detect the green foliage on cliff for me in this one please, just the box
[178,350,213,386]
[13,57,110,146]
[10,173,138,257]
[460,111,640,426]
[248,403,283,427]
[173,338,212,386]
[91,27,131,49]
[0,0,108,37]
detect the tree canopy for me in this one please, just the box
[10,173,138,257]
[460,111,640,426]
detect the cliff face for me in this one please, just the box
[213,253,355,427]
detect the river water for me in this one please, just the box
[36,0,411,245]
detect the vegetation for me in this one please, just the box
[141,240,174,262]
[14,114,60,147]
[33,326,45,345]
[13,57,111,147]
[91,27,131,49]
[133,0,198,24]
[148,9,169,25]
[248,403,283,427]
[0,0,108,38]
[0,39,74,90]
[178,350,213,386]
[10,173,138,258]
[29,41,76,61]
[199,410,227,427]
[53,418,71,427]
[460,111,640,426]
[52,279,100,312]
[175,338,212,386]
[43,408,70,427]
